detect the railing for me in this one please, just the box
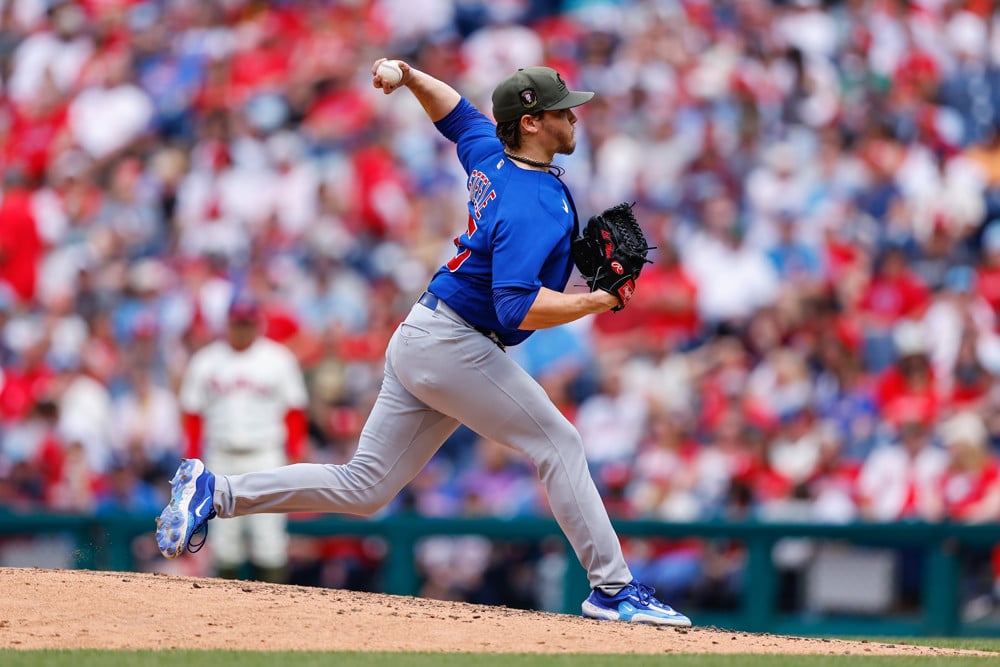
[1,510,997,637]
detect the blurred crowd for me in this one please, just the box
[1,0,1000,612]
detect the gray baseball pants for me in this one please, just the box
[214,295,633,592]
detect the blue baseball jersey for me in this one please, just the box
[428,98,579,347]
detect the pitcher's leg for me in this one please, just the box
[216,365,460,518]
[470,383,631,592]
[409,335,632,592]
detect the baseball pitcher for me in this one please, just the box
[157,60,690,626]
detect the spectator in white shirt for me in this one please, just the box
[856,413,949,522]
[681,194,780,327]
[68,49,154,160]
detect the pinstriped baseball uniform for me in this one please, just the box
[181,336,307,569]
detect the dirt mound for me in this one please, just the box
[0,567,988,655]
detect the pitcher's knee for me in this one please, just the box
[338,461,397,516]
[532,428,588,478]
[338,483,393,516]
[351,496,390,516]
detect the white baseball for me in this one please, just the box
[377,60,403,86]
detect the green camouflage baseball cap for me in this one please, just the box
[492,66,594,123]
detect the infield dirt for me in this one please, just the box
[0,567,991,656]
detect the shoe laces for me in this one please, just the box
[631,581,656,607]
[186,510,216,554]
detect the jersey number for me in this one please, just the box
[446,215,478,272]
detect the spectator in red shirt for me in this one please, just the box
[0,330,55,422]
[0,172,44,304]
[731,425,792,519]
[947,329,993,412]
[858,245,931,371]
[860,247,931,324]
[927,411,1000,523]
[875,320,941,429]
[226,14,293,108]
[975,220,1000,317]
[2,77,72,183]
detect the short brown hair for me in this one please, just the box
[495,117,525,150]
[496,109,555,150]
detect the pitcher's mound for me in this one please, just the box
[0,567,986,656]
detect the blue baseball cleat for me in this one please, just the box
[155,458,216,559]
[582,580,692,627]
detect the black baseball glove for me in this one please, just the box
[571,202,651,311]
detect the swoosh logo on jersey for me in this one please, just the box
[562,199,569,213]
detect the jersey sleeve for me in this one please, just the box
[493,285,538,330]
[434,98,501,175]
[278,346,309,409]
[178,350,210,414]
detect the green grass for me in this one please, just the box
[2,651,1000,667]
[848,637,1000,653]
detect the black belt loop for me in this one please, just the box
[416,291,506,351]
[474,326,506,352]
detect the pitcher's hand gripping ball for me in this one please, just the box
[376,60,403,86]
[571,202,651,311]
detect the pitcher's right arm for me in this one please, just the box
[372,58,460,122]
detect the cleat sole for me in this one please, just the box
[154,459,207,560]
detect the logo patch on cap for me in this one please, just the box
[520,88,537,109]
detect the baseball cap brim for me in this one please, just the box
[547,90,595,112]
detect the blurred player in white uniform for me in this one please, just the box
[179,293,308,582]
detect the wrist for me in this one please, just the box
[589,290,620,313]
[400,66,419,88]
